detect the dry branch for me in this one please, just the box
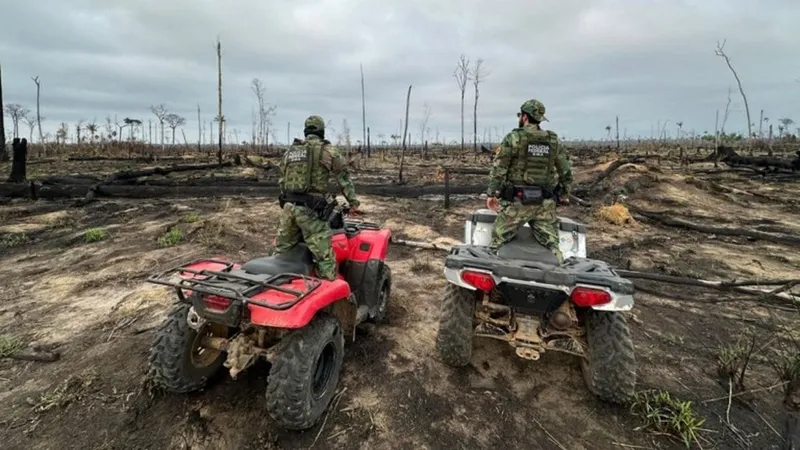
[629,207,800,246]
[243,155,274,171]
[391,238,453,251]
[616,269,799,307]
[587,157,646,190]
[4,349,60,362]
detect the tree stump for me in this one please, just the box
[8,138,27,182]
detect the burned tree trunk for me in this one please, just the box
[0,64,6,162]
[8,138,27,182]
[216,37,224,165]
[399,84,412,183]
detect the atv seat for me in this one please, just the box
[241,243,314,276]
[496,227,561,266]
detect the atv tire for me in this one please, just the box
[369,264,392,324]
[436,283,476,367]
[265,314,344,430]
[147,303,227,393]
[581,310,636,404]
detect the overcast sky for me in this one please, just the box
[1,0,799,145]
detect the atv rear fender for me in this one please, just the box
[248,278,355,330]
[443,266,634,312]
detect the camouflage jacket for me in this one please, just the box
[279,135,360,207]
[487,124,573,198]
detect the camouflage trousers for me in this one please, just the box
[489,199,563,263]
[274,203,337,280]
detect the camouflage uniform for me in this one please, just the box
[487,100,573,263]
[275,115,360,280]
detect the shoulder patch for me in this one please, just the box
[320,146,334,169]
[505,130,521,148]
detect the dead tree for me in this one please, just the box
[399,84,412,183]
[0,63,6,161]
[251,78,276,150]
[5,104,29,139]
[31,76,45,153]
[360,63,367,157]
[471,58,487,154]
[75,119,85,146]
[197,105,202,152]
[715,40,752,139]
[419,102,431,159]
[23,114,36,143]
[251,78,265,149]
[216,36,224,164]
[149,104,168,151]
[164,113,186,145]
[453,54,471,154]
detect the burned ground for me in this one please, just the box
[0,153,798,450]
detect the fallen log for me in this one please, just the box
[391,238,454,251]
[440,167,490,175]
[615,270,799,306]
[243,155,275,171]
[40,175,103,185]
[591,157,646,184]
[105,161,234,182]
[569,195,593,207]
[5,349,61,362]
[0,181,487,201]
[629,207,800,246]
[66,155,192,162]
[719,147,800,172]
[109,176,265,186]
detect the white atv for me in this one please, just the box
[436,209,636,403]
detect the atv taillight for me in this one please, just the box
[204,295,232,311]
[570,287,612,307]
[461,270,496,292]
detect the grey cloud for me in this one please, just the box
[1,0,798,145]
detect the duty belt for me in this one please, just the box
[501,185,555,205]
[279,192,334,220]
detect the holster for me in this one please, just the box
[279,192,333,220]
[501,185,555,205]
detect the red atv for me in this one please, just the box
[145,203,392,430]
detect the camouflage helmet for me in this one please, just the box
[303,115,325,136]
[520,99,548,122]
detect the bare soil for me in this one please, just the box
[0,155,797,450]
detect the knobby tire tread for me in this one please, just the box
[436,284,476,367]
[265,314,344,430]
[583,310,637,404]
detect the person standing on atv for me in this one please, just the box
[485,99,573,263]
[274,115,360,280]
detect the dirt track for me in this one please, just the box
[0,157,798,449]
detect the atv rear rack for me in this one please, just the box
[147,258,323,311]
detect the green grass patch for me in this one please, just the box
[0,335,26,358]
[631,390,705,449]
[83,228,107,243]
[158,227,184,247]
[181,213,202,224]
